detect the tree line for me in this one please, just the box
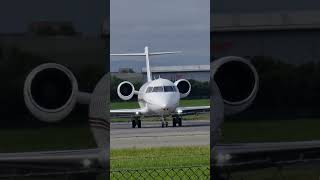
[241,56,320,119]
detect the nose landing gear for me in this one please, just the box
[161,117,168,128]
[131,116,141,128]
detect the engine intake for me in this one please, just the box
[212,56,259,115]
[24,63,90,122]
[174,79,191,98]
[30,68,73,110]
[117,81,135,100]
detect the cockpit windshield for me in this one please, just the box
[164,86,175,92]
[152,86,164,92]
[146,86,177,93]
[146,87,153,93]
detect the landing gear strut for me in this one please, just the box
[161,117,168,128]
[131,117,141,128]
[172,115,182,127]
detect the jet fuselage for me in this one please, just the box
[137,78,180,116]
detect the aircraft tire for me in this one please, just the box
[178,117,182,127]
[132,119,136,128]
[137,119,142,128]
[172,117,177,127]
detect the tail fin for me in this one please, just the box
[111,46,181,82]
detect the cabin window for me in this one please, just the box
[146,87,153,93]
[152,86,164,92]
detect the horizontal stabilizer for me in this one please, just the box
[111,46,181,82]
[110,51,181,56]
[110,53,146,56]
[149,51,182,56]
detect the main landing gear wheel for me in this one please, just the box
[132,119,136,128]
[132,117,142,128]
[172,116,182,127]
[172,117,177,127]
[137,119,142,128]
[178,117,182,127]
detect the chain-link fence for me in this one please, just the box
[111,165,210,179]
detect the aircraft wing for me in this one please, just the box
[213,140,320,173]
[110,106,210,118]
[110,108,145,118]
[0,148,106,177]
[175,106,210,115]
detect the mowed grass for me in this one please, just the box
[111,145,209,170]
[111,99,209,109]
[110,117,320,178]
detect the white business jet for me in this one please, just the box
[110,46,210,128]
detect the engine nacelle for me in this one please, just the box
[211,56,259,115]
[174,79,191,98]
[117,81,135,100]
[24,63,90,123]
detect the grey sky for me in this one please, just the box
[111,0,210,72]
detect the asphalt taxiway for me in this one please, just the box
[111,120,209,149]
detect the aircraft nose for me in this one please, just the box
[160,103,169,109]
[149,93,178,114]
[160,106,170,114]
[156,99,170,113]
[160,101,175,113]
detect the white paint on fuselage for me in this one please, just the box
[137,78,180,117]
[111,46,183,118]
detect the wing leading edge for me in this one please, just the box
[175,106,210,115]
[110,106,210,117]
[110,108,146,118]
